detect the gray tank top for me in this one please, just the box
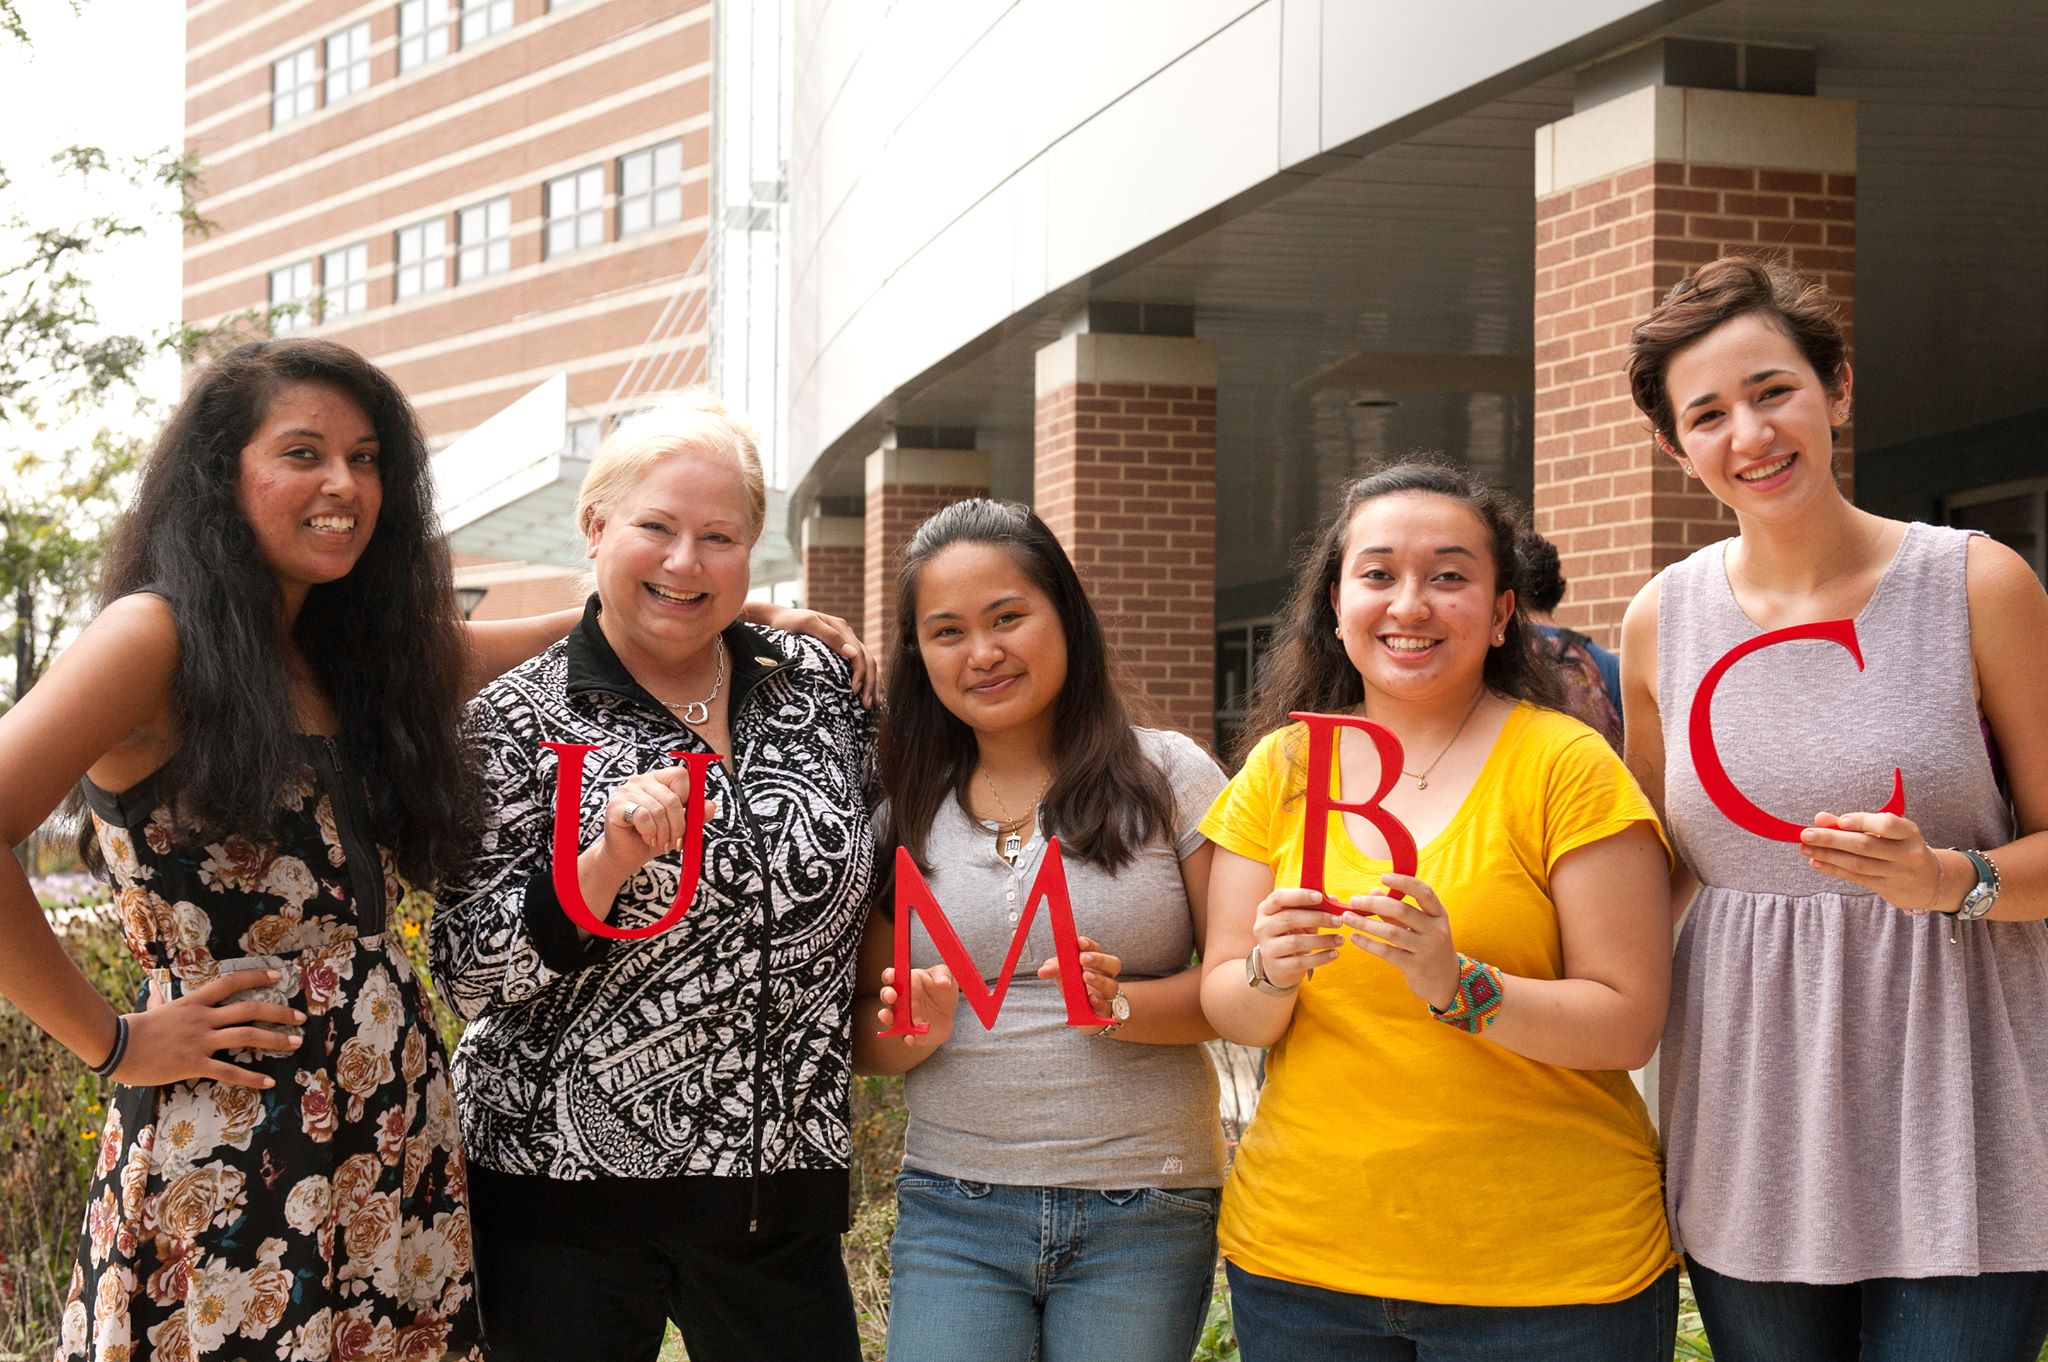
[1657,521,2048,1282]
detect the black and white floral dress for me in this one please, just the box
[56,740,482,1362]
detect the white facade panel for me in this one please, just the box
[787,0,1674,494]
[1041,6,1283,290]
[1316,0,1655,147]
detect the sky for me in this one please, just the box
[0,0,187,425]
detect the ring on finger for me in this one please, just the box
[622,801,641,820]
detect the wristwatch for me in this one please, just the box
[1245,945,1298,997]
[1094,988,1131,1037]
[1952,848,2002,922]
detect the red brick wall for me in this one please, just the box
[1533,162,1856,647]
[1034,380,1217,741]
[864,481,986,669]
[799,543,864,637]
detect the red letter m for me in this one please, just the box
[876,837,1113,1037]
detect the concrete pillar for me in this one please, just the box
[863,447,992,667]
[1034,331,1218,743]
[796,512,865,636]
[1532,82,1856,645]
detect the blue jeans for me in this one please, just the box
[1688,1257,2048,1362]
[884,1169,1220,1362]
[1225,1259,1679,1362]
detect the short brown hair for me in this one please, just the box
[1627,256,1847,450]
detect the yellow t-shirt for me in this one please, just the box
[1201,703,1676,1306]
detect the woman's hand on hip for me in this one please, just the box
[120,969,306,1088]
[1340,873,1460,1009]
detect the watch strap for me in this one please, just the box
[1952,847,2001,921]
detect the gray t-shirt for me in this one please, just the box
[899,727,1228,1189]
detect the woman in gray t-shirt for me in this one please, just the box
[854,498,1227,1362]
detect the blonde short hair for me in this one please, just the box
[574,388,767,542]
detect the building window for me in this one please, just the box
[457,195,512,282]
[395,218,448,299]
[1214,615,1280,757]
[269,260,317,333]
[325,22,372,103]
[565,418,601,459]
[398,0,451,73]
[617,139,684,238]
[459,0,514,45]
[320,243,370,322]
[545,166,604,257]
[271,44,319,126]
[1948,478,2048,583]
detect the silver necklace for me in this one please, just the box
[660,638,726,725]
[982,770,1050,867]
[1400,689,1487,790]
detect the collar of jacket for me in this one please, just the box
[563,593,791,723]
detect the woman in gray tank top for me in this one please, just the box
[1618,256,2048,1361]
[853,498,1226,1362]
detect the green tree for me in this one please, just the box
[0,9,272,707]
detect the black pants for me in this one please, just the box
[469,1164,862,1362]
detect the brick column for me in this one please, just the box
[1532,85,1856,646]
[1034,333,1217,742]
[796,512,864,635]
[863,448,992,665]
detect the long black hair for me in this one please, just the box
[84,338,480,887]
[1236,458,1565,764]
[878,498,1177,874]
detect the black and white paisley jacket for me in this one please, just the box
[431,598,876,1224]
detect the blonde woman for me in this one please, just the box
[431,394,879,1362]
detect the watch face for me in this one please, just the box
[1110,991,1131,1022]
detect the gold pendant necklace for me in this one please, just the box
[982,769,1051,867]
[1400,689,1488,791]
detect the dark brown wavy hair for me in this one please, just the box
[878,498,1177,874]
[82,338,481,887]
[1234,458,1564,765]
[1627,255,1848,453]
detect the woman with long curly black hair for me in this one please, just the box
[0,338,866,1361]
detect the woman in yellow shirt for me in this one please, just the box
[1199,461,1678,1361]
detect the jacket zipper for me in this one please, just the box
[319,737,388,936]
[641,656,787,1234]
[729,784,779,1233]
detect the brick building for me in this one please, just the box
[181,0,722,619]
[783,2,2046,751]
[187,2,2048,751]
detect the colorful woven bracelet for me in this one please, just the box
[1428,954,1504,1033]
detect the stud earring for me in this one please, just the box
[1493,633,1506,646]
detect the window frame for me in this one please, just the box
[456,195,513,283]
[544,165,606,258]
[394,217,450,300]
[269,259,318,333]
[319,242,371,322]
[271,43,320,126]
[1947,476,2048,583]
[616,138,684,238]
[324,22,373,103]
[458,0,515,46]
[397,0,452,73]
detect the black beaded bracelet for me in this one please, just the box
[88,1014,128,1080]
